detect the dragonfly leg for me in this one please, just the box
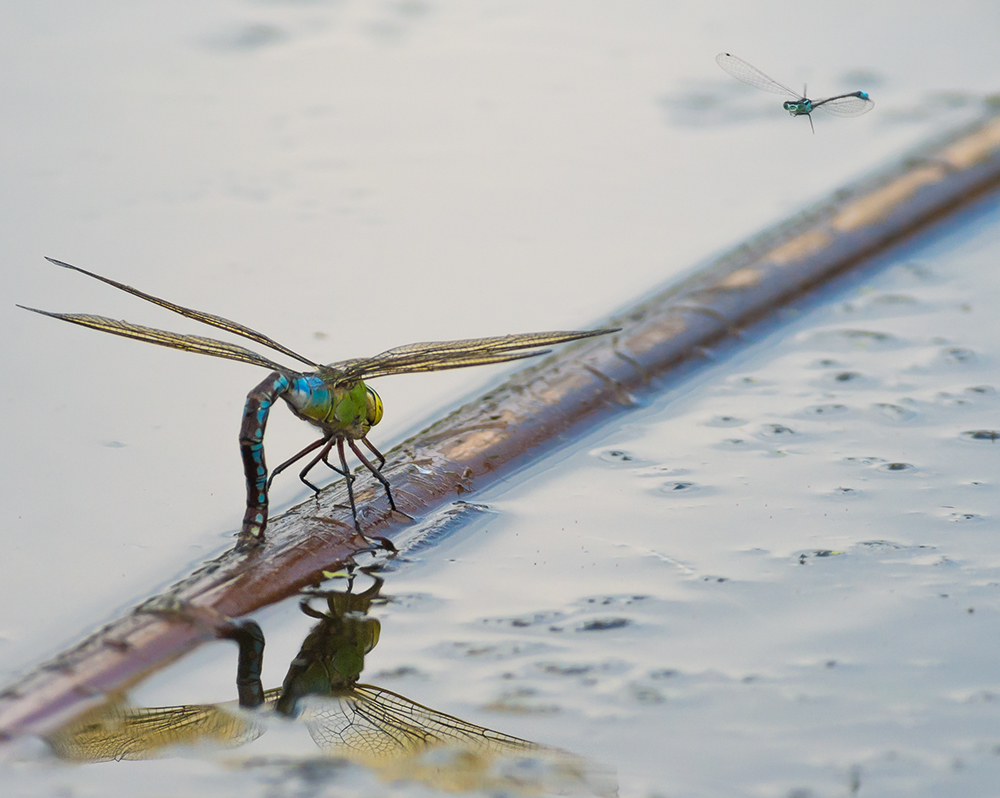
[266,437,329,492]
[336,438,362,533]
[321,443,353,479]
[297,438,339,495]
[360,437,387,471]
[359,438,414,526]
[298,597,330,621]
[337,439,396,552]
[349,439,397,512]
[238,372,291,550]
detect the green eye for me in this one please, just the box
[365,387,383,426]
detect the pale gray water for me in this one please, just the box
[2,2,1000,796]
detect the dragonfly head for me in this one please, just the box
[782,99,812,116]
[365,386,384,427]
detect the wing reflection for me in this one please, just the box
[47,574,615,796]
[46,696,271,763]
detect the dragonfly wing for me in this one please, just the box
[814,92,875,117]
[47,700,269,762]
[331,347,551,384]
[302,685,538,763]
[715,53,799,97]
[326,328,618,384]
[19,307,290,372]
[302,686,616,795]
[43,258,319,368]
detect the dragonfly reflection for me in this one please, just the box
[47,575,613,795]
[716,52,874,132]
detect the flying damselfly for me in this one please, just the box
[716,52,874,132]
[20,259,617,550]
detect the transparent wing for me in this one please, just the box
[326,328,617,385]
[813,92,875,117]
[302,684,539,762]
[46,696,274,762]
[43,258,319,368]
[715,52,799,97]
[18,307,290,372]
[302,686,617,795]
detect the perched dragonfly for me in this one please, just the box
[20,259,617,550]
[716,52,874,132]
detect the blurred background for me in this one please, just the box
[2,2,1000,795]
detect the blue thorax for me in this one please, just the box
[284,374,333,423]
[782,99,813,116]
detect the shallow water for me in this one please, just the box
[3,1,1000,796]
[8,188,1000,798]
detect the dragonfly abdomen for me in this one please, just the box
[238,371,292,545]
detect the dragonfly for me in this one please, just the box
[715,52,874,133]
[20,258,617,551]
